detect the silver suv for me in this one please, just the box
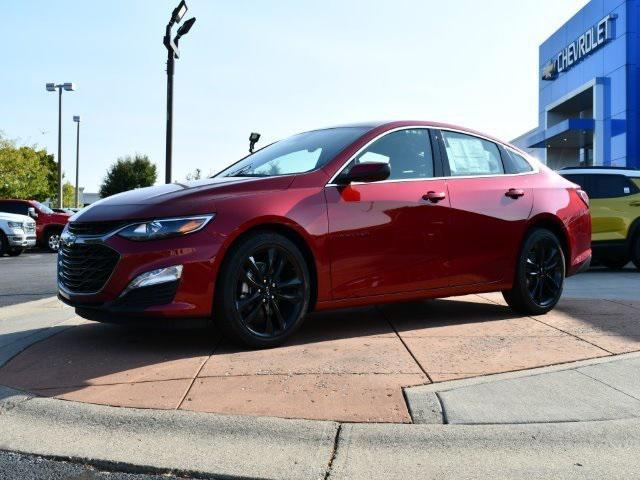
[0,212,37,257]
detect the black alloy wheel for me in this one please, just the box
[632,234,640,271]
[503,228,565,315]
[524,236,564,308]
[216,232,310,348]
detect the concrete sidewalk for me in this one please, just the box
[2,353,640,480]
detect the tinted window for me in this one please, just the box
[0,201,28,215]
[586,174,639,199]
[504,149,533,173]
[560,174,586,189]
[440,130,504,176]
[217,127,369,178]
[342,129,434,181]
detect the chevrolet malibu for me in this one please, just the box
[58,121,592,347]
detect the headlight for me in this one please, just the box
[8,221,23,230]
[117,215,214,241]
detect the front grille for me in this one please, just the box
[67,221,128,237]
[58,243,120,293]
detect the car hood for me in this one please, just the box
[72,175,295,222]
[0,212,34,223]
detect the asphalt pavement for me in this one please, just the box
[0,250,57,307]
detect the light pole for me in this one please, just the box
[46,82,75,208]
[163,0,196,184]
[73,115,81,208]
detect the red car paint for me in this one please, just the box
[0,199,70,247]
[59,121,591,319]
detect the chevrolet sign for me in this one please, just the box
[542,14,616,80]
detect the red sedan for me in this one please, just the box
[58,121,591,347]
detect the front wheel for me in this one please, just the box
[631,234,640,271]
[215,232,311,348]
[45,230,61,252]
[503,228,565,315]
[600,255,629,270]
[7,248,24,257]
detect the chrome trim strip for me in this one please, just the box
[325,125,539,187]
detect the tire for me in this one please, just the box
[0,233,7,256]
[600,255,629,270]
[502,228,566,315]
[44,229,62,252]
[215,232,311,348]
[631,234,640,271]
[7,248,24,257]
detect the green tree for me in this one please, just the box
[99,154,157,198]
[0,135,57,201]
[62,182,75,208]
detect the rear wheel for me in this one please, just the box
[600,255,630,270]
[215,232,311,348]
[0,233,7,256]
[631,234,640,271]
[503,228,565,315]
[7,248,24,257]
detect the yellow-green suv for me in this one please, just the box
[560,167,640,270]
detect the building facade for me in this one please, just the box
[513,0,639,170]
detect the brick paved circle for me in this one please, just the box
[1,293,639,422]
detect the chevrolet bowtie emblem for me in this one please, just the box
[542,60,558,80]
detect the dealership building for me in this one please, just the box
[513,0,640,170]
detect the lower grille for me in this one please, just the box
[58,243,120,293]
[116,281,179,309]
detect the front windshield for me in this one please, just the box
[216,127,369,178]
[34,201,54,214]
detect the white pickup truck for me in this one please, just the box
[0,212,37,257]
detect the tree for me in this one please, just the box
[186,168,202,181]
[0,134,57,201]
[62,182,75,208]
[99,154,157,198]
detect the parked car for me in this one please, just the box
[559,167,640,270]
[57,121,591,347]
[0,199,71,252]
[0,212,37,256]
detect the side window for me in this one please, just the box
[561,174,587,190]
[440,130,504,176]
[589,174,639,198]
[504,149,533,173]
[345,129,434,181]
[0,202,21,215]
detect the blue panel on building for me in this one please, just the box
[512,0,639,170]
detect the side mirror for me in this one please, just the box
[337,162,391,184]
[28,207,38,219]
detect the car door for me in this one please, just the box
[582,174,640,242]
[325,128,452,299]
[435,129,534,285]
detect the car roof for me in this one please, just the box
[318,120,513,148]
[560,167,640,178]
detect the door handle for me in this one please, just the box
[505,188,525,199]
[423,191,446,203]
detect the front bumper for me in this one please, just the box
[7,234,37,249]
[58,228,224,320]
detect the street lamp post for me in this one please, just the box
[163,0,196,184]
[73,115,81,208]
[46,82,75,208]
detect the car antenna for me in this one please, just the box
[249,132,261,153]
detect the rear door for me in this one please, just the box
[325,128,452,299]
[435,129,534,285]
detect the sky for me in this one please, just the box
[1,0,589,192]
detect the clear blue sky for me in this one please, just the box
[2,0,588,192]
